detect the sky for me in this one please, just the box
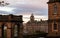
[0,0,48,23]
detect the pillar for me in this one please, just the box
[0,25,2,38]
[7,23,12,38]
[18,23,23,38]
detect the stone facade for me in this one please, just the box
[47,0,60,37]
[24,14,48,35]
[0,14,23,38]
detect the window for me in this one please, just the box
[54,22,57,30]
[54,4,57,15]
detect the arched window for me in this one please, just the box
[54,4,57,15]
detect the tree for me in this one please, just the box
[0,1,9,6]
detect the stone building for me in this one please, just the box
[38,19,48,33]
[47,0,60,37]
[25,14,48,34]
[0,14,23,38]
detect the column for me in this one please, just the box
[17,23,20,38]
[0,25,2,38]
[7,23,12,38]
[7,29,11,38]
[11,24,14,38]
[18,23,23,38]
[2,24,4,38]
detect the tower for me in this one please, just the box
[30,14,34,22]
[47,0,60,37]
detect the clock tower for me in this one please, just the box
[47,0,60,37]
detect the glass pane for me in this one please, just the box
[54,22,57,30]
[54,4,57,14]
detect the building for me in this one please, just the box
[0,14,23,38]
[25,14,48,34]
[39,19,48,33]
[47,0,60,37]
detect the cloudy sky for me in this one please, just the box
[0,0,48,23]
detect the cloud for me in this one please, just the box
[0,6,16,14]
[4,0,48,8]
[13,8,48,16]
[0,0,48,22]
[0,6,48,16]
[7,0,48,16]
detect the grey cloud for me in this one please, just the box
[0,6,48,16]
[13,7,48,16]
[0,2,48,16]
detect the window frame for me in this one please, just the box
[53,4,57,15]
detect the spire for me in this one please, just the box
[31,13,34,17]
[30,13,34,22]
[40,19,42,21]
